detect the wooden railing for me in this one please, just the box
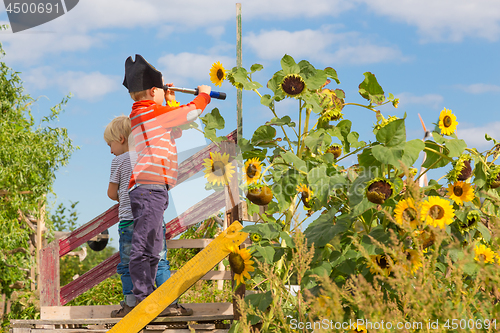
[40,130,237,308]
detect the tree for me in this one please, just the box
[0,37,76,326]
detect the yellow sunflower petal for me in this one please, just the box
[447,181,474,206]
[209,61,226,87]
[420,196,455,229]
[439,108,458,135]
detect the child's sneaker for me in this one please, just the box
[110,302,134,318]
[158,303,193,316]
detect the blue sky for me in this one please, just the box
[1,0,500,250]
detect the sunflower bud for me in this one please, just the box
[489,165,500,189]
[250,233,262,243]
[326,144,342,159]
[457,159,472,181]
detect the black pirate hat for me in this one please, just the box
[123,54,163,93]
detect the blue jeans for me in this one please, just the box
[116,221,171,306]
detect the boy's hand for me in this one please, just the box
[164,82,176,102]
[198,85,211,96]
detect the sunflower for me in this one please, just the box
[403,249,423,274]
[202,152,235,186]
[447,181,474,206]
[350,323,367,333]
[209,61,226,87]
[438,108,458,135]
[326,144,342,159]
[394,198,419,229]
[243,158,262,185]
[296,183,313,209]
[474,244,496,264]
[166,100,180,107]
[280,74,306,98]
[369,254,391,276]
[226,245,254,285]
[365,178,394,204]
[420,196,455,229]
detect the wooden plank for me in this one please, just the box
[41,303,232,320]
[58,204,119,257]
[170,270,231,281]
[59,253,120,306]
[166,239,212,249]
[107,222,247,333]
[39,240,60,307]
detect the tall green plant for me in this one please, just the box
[198,55,500,332]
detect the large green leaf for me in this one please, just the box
[281,54,300,75]
[304,211,349,247]
[304,129,331,153]
[375,118,406,147]
[251,125,276,146]
[401,139,425,167]
[372,145,404,167]
[324,67,340,84]
[358,72,385,105]
[282,151,306,172]
[422,141,450,169]
[266,115,296,127]
[245,291,273,312]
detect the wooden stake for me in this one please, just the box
[37,196,46,292]
[236,3,243,143]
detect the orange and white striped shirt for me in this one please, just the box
[128,94,211,189]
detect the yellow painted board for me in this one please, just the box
[108,221,247,333]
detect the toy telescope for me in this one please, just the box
[163,85,226,100]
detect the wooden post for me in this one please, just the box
[37,196,46,292]
[236,3,243,143]
[221,135,246,320]
[39,240,60,307]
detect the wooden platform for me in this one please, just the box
[10,303,232,332]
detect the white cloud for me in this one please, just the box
[157,53,234,87]
[0,29,112,64]
[358,0,500,42]
[455,83,500,94]
[23,67,120,101]
[457,122,500,149]
[244,27,405,64]
[396,92,444,109]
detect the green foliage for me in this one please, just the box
[0,42,76,330]
[0,41,76,314]
[206,54,500,332]
[67,275,123,306]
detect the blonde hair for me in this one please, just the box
[104,115,131,144]
[129,89,149,101]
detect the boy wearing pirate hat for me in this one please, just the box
[121,54,211,317]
